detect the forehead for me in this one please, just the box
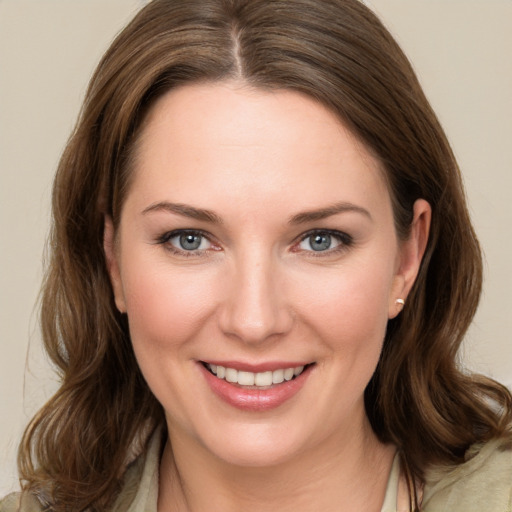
[127,81,391,217]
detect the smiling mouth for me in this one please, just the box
[202,362,314,389]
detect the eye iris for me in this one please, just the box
[180,233,202,250]
[310,233,331,251]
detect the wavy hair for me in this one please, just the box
[18,0,511,510]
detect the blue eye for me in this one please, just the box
[297,230,350,252]
[163,231,212,252]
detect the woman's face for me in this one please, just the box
[105,82,429,467]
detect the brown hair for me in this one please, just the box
[18,0,512,510]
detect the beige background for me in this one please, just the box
[1,0,511,494]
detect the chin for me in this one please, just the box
[212,441,302,468]
[198,422,309,468]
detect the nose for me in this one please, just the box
[218,253,294,345]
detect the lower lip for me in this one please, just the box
[199,363,313,412]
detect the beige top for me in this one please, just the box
[2,432,511,511]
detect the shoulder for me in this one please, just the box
[0,427,164,512]
[0,493,43,512]
[111,426,163,512]
[423,437,512,512]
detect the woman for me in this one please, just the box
[2,0,511,511]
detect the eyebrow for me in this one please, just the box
[141,201,223,224]
[141,200,371,225]
[288,202,372,224]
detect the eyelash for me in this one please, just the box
[155,228,353,257]
[293,229,353,257]
[156,229,217,258]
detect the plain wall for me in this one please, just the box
[1,0,511,494]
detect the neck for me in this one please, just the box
[158,414,395,512]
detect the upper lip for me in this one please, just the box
[200,360,313,373]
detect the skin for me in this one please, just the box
[104,81,430,512]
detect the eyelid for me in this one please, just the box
[292,228,353,254]
[156,229,220,256]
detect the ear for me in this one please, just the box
[103,216,127,313]
[388,199,431,318]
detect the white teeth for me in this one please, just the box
[207,364,307,387]
[283,368,294,381]
[237,371,255,386]
[225,367,238,383]
[272,369,284,384]
[255,371,273,387]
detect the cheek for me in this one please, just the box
[119,258,221,425]
[292,257,394,369]
[120,258,218,355]
[298,261,392,332]
[277,259,395,427]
